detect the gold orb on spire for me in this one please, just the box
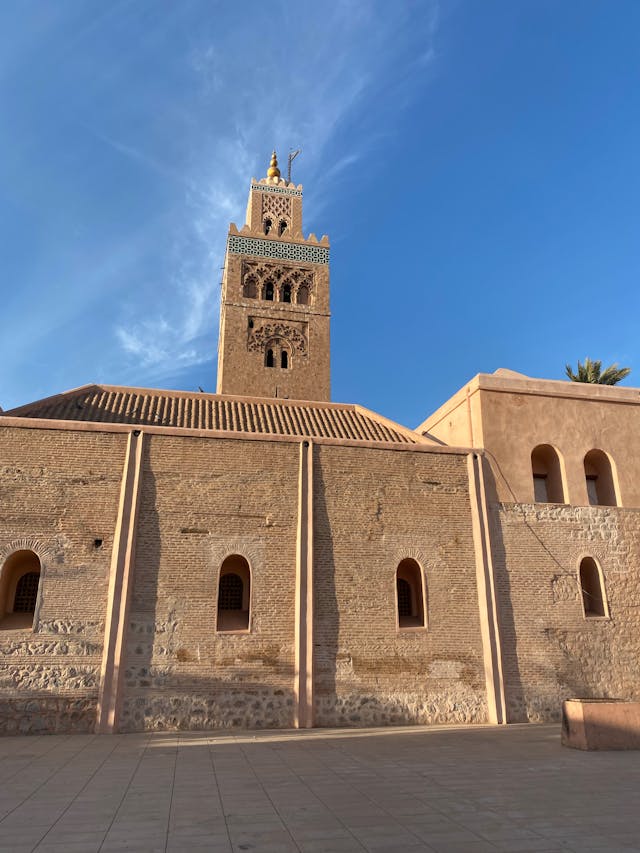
[267,150,281,179]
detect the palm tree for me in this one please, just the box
[565,358,631,385]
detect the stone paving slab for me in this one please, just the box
[1,723,639,852]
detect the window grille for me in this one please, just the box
[219,573,243,610]
[13,572,39,613]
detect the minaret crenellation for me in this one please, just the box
[216,152,331,401]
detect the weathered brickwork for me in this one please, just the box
[492,502,640,722]
[0,427,126,733]
[217,251,330,401]
[313,445,488,726]
[119,434,299,731]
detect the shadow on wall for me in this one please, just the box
[485,460,629,722]
[311,449,340,725]
[120,456,296,733]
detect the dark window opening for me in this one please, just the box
[13,572,40,613]
[580,557,607,617]
[218,573,243,610]
[279,220,287,236]
[264,218,272,235]
[264,281,274,301]
[281,350,288,369]
[531,445,565,503]
[281,283,292,303]
[265,348,275,368]
[397,578,411,619]
[217,555,251,632]
[584,450,617,506]
[0,550,41,630]
[396,558,426,629]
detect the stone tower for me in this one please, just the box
[216,152,330,401]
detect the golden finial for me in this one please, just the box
[267,150,281,179]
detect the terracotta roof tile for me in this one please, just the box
[2,384,422,445]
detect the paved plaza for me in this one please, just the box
[0,722,639,853]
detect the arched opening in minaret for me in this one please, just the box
[263,217,273,235]
[264,280,274,301]
[265,348,275,368]
[281,349,289,369]
[281,282,292,303]
[297,284,309,305]
[279,219,288,236]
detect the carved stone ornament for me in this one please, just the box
[248,323,308,355]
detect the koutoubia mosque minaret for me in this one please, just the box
[216,151,331,401]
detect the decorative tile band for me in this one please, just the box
[228,235,329,264]
[251,184,303,198]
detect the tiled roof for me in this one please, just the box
[2,385,420,445]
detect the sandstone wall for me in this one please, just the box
[492,502,640,722]
[313,444,488,726]
[0,427,126,733]
[119,434,300,731]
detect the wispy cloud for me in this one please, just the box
[109,3,440,386]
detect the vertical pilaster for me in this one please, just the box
[467,451,507,725]
[95,430,144,734]
[294,439,314,728]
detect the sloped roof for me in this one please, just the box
[2,384,422,445]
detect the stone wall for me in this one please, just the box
[119,434,299,732]
[312,444,488,726]
[0,427,126,733]
[492,502,640,722]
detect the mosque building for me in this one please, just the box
[1,153,638,734]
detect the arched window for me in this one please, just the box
[584,449,618,506]
[281,349,289,369]
[579,557,608,618]
[242,275,257,299]
[263,217,273,235]
[281,282,292,303]
[0,550,41,630]
[395,558,426,629]
[297,284,309,305]
[264,280,274,301]
[278,219,288,236]
[217,555,251,632]
[531,444,566,503]
[265,348,275,368]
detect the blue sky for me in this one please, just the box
[1,1,639,428]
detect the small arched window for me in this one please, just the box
[584,449,618,506]
[217,554,251,632]
[243,275,257,299]
[579,557,608,618]
[263,217,273,235]
[297,285,309,305]
[264,280,274,301]
[281,349,289,369]
[396,558,426,629]
[0,549,41,630]
[281,282,292,303]
[265,348,275,368]
[278,219,288,236]
[531,444,566,503]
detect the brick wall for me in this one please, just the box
[313,444,488,726]
[0,427,126,733]
[119,434,300,731]
[492,501,640,721]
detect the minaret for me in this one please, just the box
[216,151,330,401]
